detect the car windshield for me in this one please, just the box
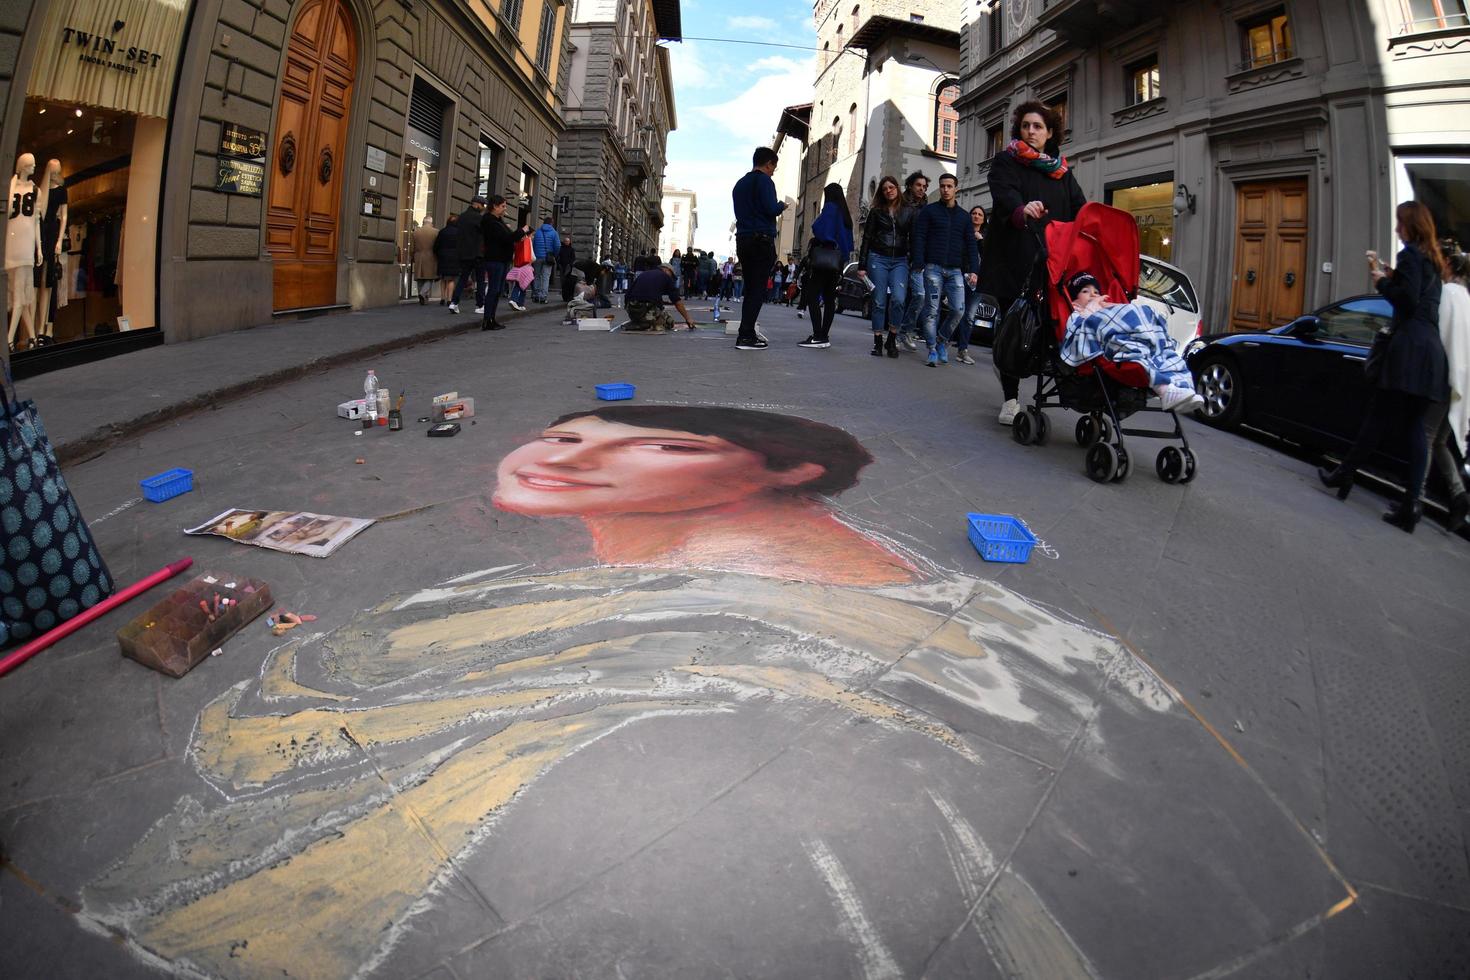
[1137,260,1198,313]
[1316,297,1392,345]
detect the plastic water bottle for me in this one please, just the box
[363,370,379,423]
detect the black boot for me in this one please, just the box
[1317,465,1354,501]
[1448,492,1469,533]
[885,332,899,358]
[871,334,884,357]
[1383,497,1423,533]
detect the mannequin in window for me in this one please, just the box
[6,152,43,351]
[36,159,67,343]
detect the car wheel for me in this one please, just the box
[1195,355,1244,429]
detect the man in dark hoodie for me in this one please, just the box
[911,173,979,367]
[449,196,486,314]
[478,194,529,330]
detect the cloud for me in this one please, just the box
[665,41,712,89]
[726,15,778,32]
[695,60,813,147]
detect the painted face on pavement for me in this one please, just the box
[493,417,820,516]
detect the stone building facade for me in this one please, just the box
[560,0,679,265]
[3,0,572,375]
[798,0,959,256]
[955,0,1470,335]
[656,185,696,260]
[772,104,810,263]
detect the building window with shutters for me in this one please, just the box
[985,124,1004,157]
[1403,0,1470,30]
[1239,9,1293,69]
[935,81,958,157]
[1125,57,1160,106]
[830,118,841,166]
[851,5,860,33]
[987,1,1003,54]
[502,0,524,31]
[535,2,557,74]
[848,104,858,154]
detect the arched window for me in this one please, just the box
[851,4,860,33]
[935,80,959,157]
[822,41,830,70]
[848,103,858,154]
[830,117,841,166]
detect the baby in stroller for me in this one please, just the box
[1059,272,1204,414]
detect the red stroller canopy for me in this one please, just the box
[1044,203,1142,335]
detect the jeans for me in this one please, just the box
[452,258,485,307]
[533,259,553,301]
[866,254,907,334]
[482,261,507,322]
[805,268,841,341]
[736,235,776,342]
[1423,397,1468,499]
[899,263,926,337]
[922,264,966,352]
[734,279,744,299]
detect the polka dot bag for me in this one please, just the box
[1,372,114,649]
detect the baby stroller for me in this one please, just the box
[1005,203,1198,484]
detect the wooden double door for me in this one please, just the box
[1228,178,1308,333]
[268,0,356,311]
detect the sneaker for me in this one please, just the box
[508,300,525,312]
[957,350,975,365]
[447,303,459,314]
[926,349,938,367]
[756,325,769,342]
[1156,383,1204,413]
[901,335,917,351]
[937,345,949,364]
[796,310,805,318]
[735,337,770,350]
[474,306,485,315]
[997,399,1019,425]
[798,336,831,349]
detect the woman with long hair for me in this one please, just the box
[982,101,1086,424]
[954,204,988,366]
[1319,201,1450,532]
[799,182,855,349]
[857,175,910,358]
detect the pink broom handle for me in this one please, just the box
[0,558,194,678]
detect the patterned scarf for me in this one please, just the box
[1005,139,1070,180]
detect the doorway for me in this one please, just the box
[1228,178,1307,332]
[267,0,357,311]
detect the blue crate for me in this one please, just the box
[140,468,195,503]
[595,382,636,401]
[966,512,1037,564]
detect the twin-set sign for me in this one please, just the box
[60,21,167,74]
[27,0,189,118]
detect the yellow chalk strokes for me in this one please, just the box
[259,645,349,703]
[141,703,703,979]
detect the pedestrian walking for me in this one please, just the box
[530,218,561,303]
[954,204,987,365]
[771,261,786,302]
[912,174,979,367]
[448,196,487,314]
[478,195,529,330]
[731,146,787,350]
[681,249,700,296]
[857,175,910,359]
[558,234,578,302]
[895,172,930,349]
[411,217,439,304]
[983,101,1086,421]
[432,214,461,307]
[670,248,683,288]
[1426,249,1469,531]
[720,258,736,300]
[1318,201,1451,533]
[799,183,853,349]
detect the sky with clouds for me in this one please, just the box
[659,3,816,256]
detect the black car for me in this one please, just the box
[835,262,998,344]
[1185,294,1467,481]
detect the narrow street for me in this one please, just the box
[2,300,1467,978]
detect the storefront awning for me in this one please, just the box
[26,0,189,119]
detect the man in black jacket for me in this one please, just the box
[478,195,529,330]
[911,174,979,367]
[557,235,577,302]
[449,196,486,314]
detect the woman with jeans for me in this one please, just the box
[955,205,987,365]
[857,175,911,358]
[982,101,1086,423]
[799,184,854,349]
[1318,202,1450,533]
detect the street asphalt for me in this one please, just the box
[1,295,1468,979]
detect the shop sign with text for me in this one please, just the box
[27,0,189,119]
[217,158,266,197]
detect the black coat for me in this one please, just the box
[455,207,484,261]
[1376,244,1449,401]
[980,150,1086,302]
[432,224,462,279]
[481,216,527,264]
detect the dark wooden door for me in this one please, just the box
[1229,178,1308,332]
[268,0,356,311]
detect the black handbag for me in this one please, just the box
[809,243,841,274]
[1,366,115,648]
[1364,327,1393,384]
[993,294,1047,378]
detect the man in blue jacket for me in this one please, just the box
[530,218,561,304]
[911,174,979,367]
[730,146,787,350]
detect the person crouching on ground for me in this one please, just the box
[624,263,697,333]
[1060,272,1203,412]
[565,273,598,322]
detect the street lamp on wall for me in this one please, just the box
[1173,184,1196,217]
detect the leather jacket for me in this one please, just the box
[858,206,913,272]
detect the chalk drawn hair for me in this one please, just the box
[548,405,874,497]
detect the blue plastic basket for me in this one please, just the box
[966,512,1037,564]
[595,382,636,401]
[140,468,195,503]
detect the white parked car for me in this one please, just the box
[1134,255,1204,351]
